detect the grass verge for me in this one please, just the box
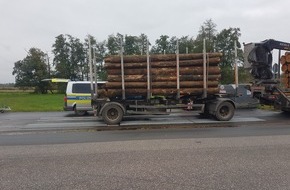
[0,92,64,112]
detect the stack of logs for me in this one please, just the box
[101,53,223,98]
[281,52,290,88]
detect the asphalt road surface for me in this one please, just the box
[0,108,279,133]
[0,109,290,190]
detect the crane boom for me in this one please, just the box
[244,39,290,80]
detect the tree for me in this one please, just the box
[216,28,242,67]
[215,27,250,84]
[151,35,172,54]
[68,35,86,80]
[178,36,195,54]
[169,36,178,53]
[138,33,150,55]
[95,39,107,80]
[12,48,49,93]
[52,34,70,79]
[124,35,141,55]
[52,34,86,81]
[193,19,217,53]
[84,35,108,81]
[106,33,123,55]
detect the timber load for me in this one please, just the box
[281,52,290,88]
[101,53,223,98]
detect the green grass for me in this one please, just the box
[0,92,64,112]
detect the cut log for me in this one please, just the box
[281,56,286,65]
[282,64,290,72]
[286,54,290,63]
[105,81,218,89]
[104,53,223,63]
[98,88,220,97]
[102,52,223,98]
[107,74,221,82]
[152,81,218,88]
[106,66,221,75]
[105,57,221,69]
[107,74,147,82]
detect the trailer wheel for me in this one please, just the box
[215,102,234,121]
[102,103,124,125]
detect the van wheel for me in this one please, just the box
[215,102,234,121]
[102,103,124,125]
[74,109,87,116]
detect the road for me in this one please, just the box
[0,108,280,133]
[0,109,290,190]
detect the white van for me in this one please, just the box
[64,81,106,115]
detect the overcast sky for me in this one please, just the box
[1,0,290,83]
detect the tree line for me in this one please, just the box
[12,19,250,93]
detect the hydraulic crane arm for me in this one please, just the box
[244,39,290,80]
[260,39,290,51]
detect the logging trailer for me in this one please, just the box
[244,39,290,111]
[89,41,236,125]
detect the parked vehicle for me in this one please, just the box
[64,81,106,115]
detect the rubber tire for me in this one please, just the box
[215,102,234,121]
[74,109,87,116]
[102,103,124,125]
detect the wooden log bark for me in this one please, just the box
[104,53,223,63]
[98,88,220,97]
[106,66,221,75]
[105,81,218,89]
[282,64,290,72]
[105,57,221,69]
[281,56,286,65]
[282,77,290,83]
[107,74,221,82]
[286,54,290,63]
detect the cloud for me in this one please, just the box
[0,0,290,83]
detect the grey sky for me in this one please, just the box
[1,0,289,83]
